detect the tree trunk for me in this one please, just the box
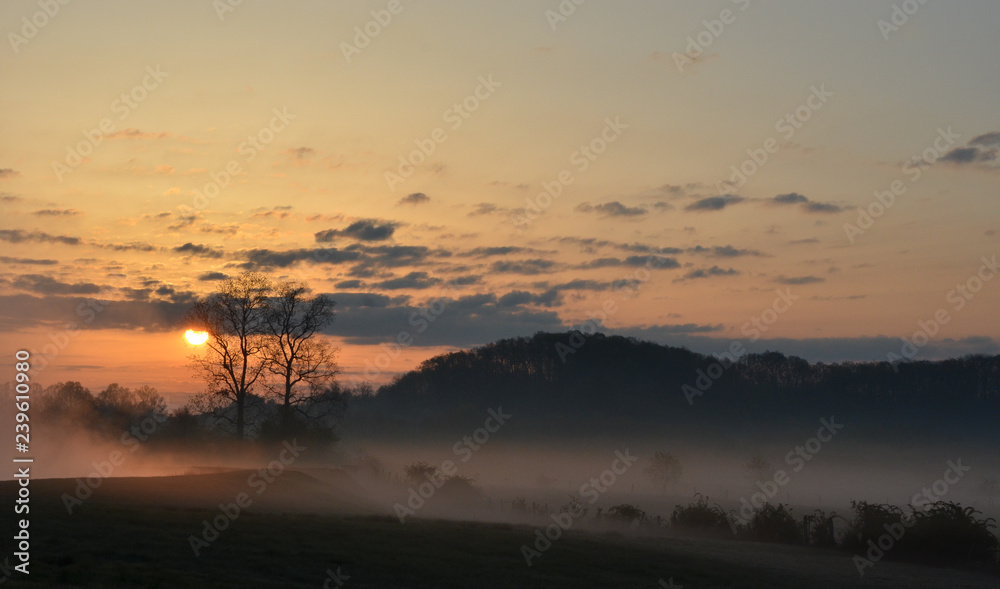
[236,394,245,439]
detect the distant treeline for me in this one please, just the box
[1,380,346,448]
[345,332,1000,440]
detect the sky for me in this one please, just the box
[1,0,999,406]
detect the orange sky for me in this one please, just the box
[2,1,999,406]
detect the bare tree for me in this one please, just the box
[644,450,683,491]
[263,281,339,435]
[187,271,272,439]
[744,453,772,484]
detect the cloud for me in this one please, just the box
[575,201,647,217]
[677,266,739,281]
[451,275,482,286]
[105,129,171,140]
[1,194,21,202]
[575,255,680,270]
[174,243,224,258]
[490,259,558,275]
[356,244,441,267]
[625,255,680,268]
[467,202,501,217]
[940,132,1000,168]
[550,279,613,291]
[373,271,440,290]
[0,169,20,179]
[687,245,763,258]
[32,208,81,216]
[552,236,670,254]
[775,275,825,285]
[773,193,809,204]
[398,193,430,205]
[315,219,398,242]
[771,192,844,213]
[0,256,58,265]
[242,247,362,269]
[287,147,315,159]
[326,293,565,347]
[498,289,561,308]
[12,274,102,295]
[620,323,725,338]
[335,279,365,289]
[0,229,80,245]
[686,194,745,211]
[197,272,229,281]
[464,246,533,257]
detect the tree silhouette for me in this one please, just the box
[744,453,772,484]
[186,271,272,439]
[644,450,683,491]
[263,281,339,436]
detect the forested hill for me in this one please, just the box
[345,332,1000,441]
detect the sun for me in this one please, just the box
[184,330,209,345]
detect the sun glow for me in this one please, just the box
[185,330,209,345]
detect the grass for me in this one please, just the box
[3,476,999,588]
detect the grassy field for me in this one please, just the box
[2,472,998,588]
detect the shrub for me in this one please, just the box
[607,504,646,525]
[846,500,999,566]
[745,503,801,544]
[670,494,730,534]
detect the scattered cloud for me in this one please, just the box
[941,132,1000,168]
[686,194,745,211]
[32,208,81,217]
[775,275,825,285]
[490,259,558,275]
[286,147,315,159]
[575,201,647,217]
[315,219,398,242]
[0,256,58,265]
[398,192,430,206]
[12,274,102,295]
[373,271,439,290]
[771,192,844,213]
[174,243,224,258]
[0,229,80,245]
[676,266,740,281]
